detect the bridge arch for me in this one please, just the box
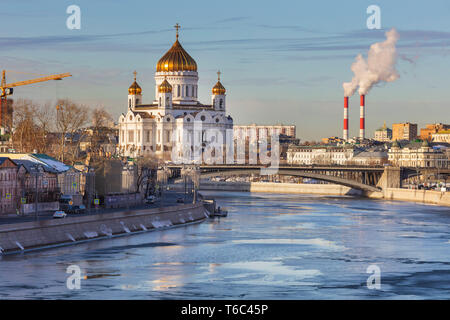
[198,169,381,192]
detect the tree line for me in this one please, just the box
[4,98,114,164]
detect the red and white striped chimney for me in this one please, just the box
[359,94,365,139]
[343,96,349,141]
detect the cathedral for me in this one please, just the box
[118,24,233,162]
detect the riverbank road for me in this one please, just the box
[0,190,194,226]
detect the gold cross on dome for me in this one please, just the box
[217,70,221,80]
[133,70,137,81]
[174,23,180,39]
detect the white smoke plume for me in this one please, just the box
[343,28,400,97]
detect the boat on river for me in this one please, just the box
[209,207,228,218]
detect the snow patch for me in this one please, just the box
[84,231,98,238]
[15,241,24,251]
[151,220,172,228]
[100,224,113,236]
[120,221,131,233]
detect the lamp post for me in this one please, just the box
[33,164,43,221]
[192,165,199,204]
[85,168,95,214]
[164,165,170,206]
[157,165,164,208]
[125,164,129,210]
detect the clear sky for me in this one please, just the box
[1,0,450,140]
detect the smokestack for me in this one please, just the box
[343,96,349,141]
[360,94,365,139]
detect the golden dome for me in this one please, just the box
[128,71,142,95]
[212,71,226,95]
[158,78,172,93]
[156,24,197,72]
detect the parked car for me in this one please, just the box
[53,211,67,219]
[145,195,156,204]
[66,205,86,214]
[76,205,86,214]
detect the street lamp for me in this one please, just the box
[191,165,200,204]
[85,168,95,214]
[33,164,43,221]
[181,164,187,202]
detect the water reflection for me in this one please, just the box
[0,191,449,299]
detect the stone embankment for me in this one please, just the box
[198,181,362,196]
[367,188,450,207]
[198,181,450,207]
[0,202,208,255]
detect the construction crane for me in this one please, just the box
[0,70,72,131]
[1,70,72,97]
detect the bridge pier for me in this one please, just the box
[376,167,402,190]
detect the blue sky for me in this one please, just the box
[1,0,450,140]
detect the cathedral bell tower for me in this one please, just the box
[211,71,226,111]
[128,71,142,110]
[154,24,199,105]
[158,77,173,109]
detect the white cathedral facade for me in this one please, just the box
[118,25,233,162]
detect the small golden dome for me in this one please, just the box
[156,24,197,72]
[158,78,172,93]
[212,71,226,95]
[128,71,142,95]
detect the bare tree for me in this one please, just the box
[55,99,89,163]
[135,155,159,197]
[34,102,55,154]
[92,107,113,129]
[90,107,114,156]
[11,99,43,153]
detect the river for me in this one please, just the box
[0,191,449,299]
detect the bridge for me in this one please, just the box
[167,164,386,193]
[165,164,450,193]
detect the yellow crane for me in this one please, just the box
[1,70,72,97]
[0,70,72,129]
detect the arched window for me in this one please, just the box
[219,99,223,109]
[166,97,169,105]
[177,85,180,97]
[186,85,190,97]
[159,97,161,106]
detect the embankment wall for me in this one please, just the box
[0,202,208,255]
[197,182,450,207]
[367,188,450,207]
[198,181,362,196]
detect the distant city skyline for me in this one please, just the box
[1,0,450,140]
